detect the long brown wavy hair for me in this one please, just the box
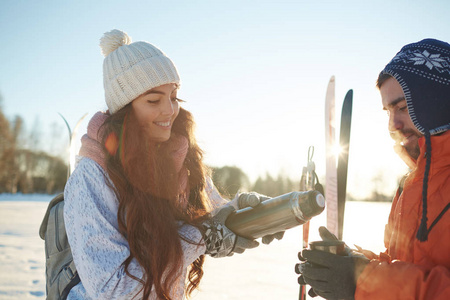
[99,104,212,299]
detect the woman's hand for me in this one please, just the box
[202,205,259,258]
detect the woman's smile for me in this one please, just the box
[154,120,172,128]
[131,83,180,142]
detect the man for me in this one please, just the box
[296,38,450,299]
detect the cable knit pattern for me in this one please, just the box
[100,29,180,114]
[65,158,226,299]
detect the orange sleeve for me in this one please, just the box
[355,260,450,300]
[384,184,402,250]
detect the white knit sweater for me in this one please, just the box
[64,157,226,299]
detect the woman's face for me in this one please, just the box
[131,83,180,142]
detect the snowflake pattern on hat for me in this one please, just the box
[391,48,450,75]
[380,38,450,135]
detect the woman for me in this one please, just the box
[64,29,274,300]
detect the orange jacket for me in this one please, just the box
[355,131,450,300]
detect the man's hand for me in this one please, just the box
[295,249,369,300]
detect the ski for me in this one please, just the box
[336,90,353,240]
[324,76,339,238]
[58,113,88,178]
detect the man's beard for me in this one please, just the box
[404,142,421,160]
[390,129,421,160]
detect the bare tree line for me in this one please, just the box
[211,166,296,199]
[0,95,67,194]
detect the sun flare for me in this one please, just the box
[333,144,342,158]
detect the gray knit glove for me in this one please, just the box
[235,192,268,209]
[203,205,259,258]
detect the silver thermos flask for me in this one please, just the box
[225,191,325,239]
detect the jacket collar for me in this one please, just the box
[416,130,450,170]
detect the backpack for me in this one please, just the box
[39,193,80,300]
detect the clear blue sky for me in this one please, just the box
[1,0,449,198]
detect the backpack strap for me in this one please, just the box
[60,260,81,299]
[39,193,64,239]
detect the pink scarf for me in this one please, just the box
[79,111,190,206]
[79,112,108,170]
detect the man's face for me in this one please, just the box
[380,77,422,160]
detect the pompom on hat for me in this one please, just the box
[379,38,450,135]
[100,29,180,114]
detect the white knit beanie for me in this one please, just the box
[99,29,180,114]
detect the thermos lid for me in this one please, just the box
[314,192,325,208]
[302,190,325,218]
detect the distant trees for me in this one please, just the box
[211,166,395,202]
[0,95,68,194]
[211,166,297,199]
[211,166,251,199]
[12,149,67,194]
[0,96,15,193]
[252,173,296,197]
[366,170,394,202]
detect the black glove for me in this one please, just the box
[296,256,319,298]
[296,249,369,300]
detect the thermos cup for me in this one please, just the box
[225,191,325,239]
[309,240,346,255]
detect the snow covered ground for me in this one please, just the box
[0,194,391,300]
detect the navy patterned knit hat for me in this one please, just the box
[380,39,450,242]
[380,38,450,135]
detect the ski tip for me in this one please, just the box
[330,75,335,82]
[57,112,67,121]
[345,89,354,100]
